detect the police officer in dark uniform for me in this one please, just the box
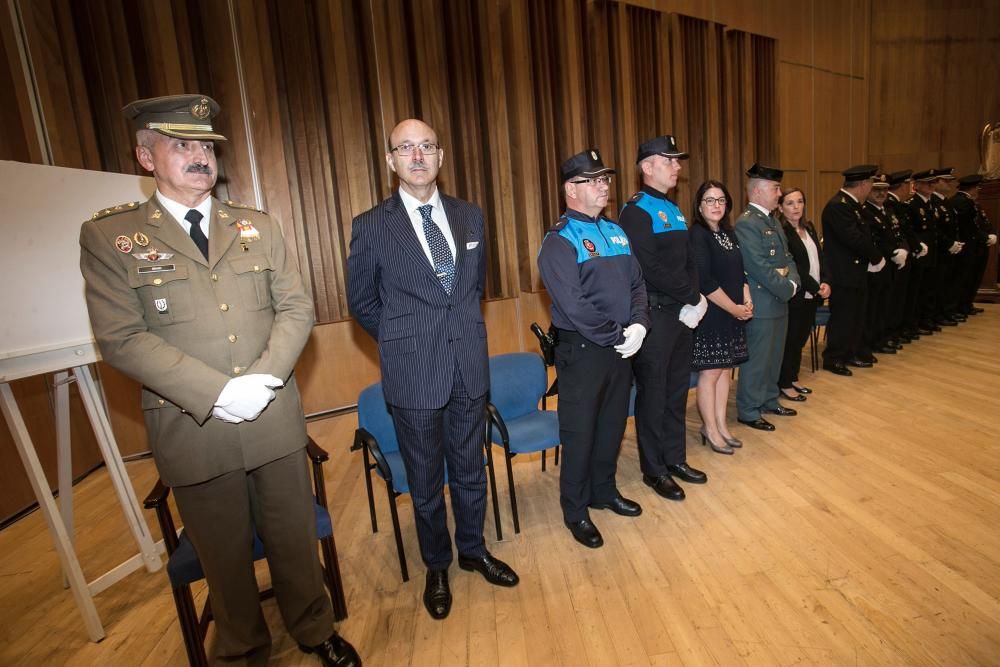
[908,170,940,334]
[884,170,919,343]
[821,165,885,375]
[618,135,707,503]
[952,174,997,315]
[537,149,650,549]
[860,174,901,355]
[930,168,965,324]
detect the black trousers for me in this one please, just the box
[886,263,910,336]
[864,271,891,348]
[390,365,488,570]
[778,297,818,388]
[934,253,960,316]
[824,284,868,365]
[918,259,940,323]
[962,247,988,310]
[632,306,692,476]
[554,329,631,522]
[903,259,926,330]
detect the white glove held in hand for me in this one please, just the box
[614,323,647,358]
[948,241,962,254]
[988,234,997,246]
[694,294,708,318]
[678,306,700,329]
[867,258,886,273]
[215,374,284,421]
[891,248,908,267]
[918,242,929,257]
[212,406,244,424]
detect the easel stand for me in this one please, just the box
[0,345,162,642]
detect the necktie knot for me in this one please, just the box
[185,209,204,224]
[417,204,433,223]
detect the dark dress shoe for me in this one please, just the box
[937,318,957,327]
[792,385,812,394]
[642,473,686,500]
[763,405,797,417]
[874,345,897,354]
[823,363,853,376]
[423,569,452,619]
[917,327,933,335]
[666,463,707,484]
[737,417,776,431]
[458,552,519,586]
[779,388,807,402]
[300,631,361,667]
[847,357,873,368]
[970,306,985,314]
[590,495,642,516]
[565,519,604,548]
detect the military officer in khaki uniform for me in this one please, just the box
[79,95,359,667]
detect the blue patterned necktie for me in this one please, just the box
[417,204,455,294]
[186,209,208,259]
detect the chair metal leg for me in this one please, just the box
[554,444,560,466]
[504,451,520,534]
[362,447,378,533]
[320,536,349,621]
[484,443,502,541]
[172,585,208,667]
[385,482,409,582]
[541,449,546,471]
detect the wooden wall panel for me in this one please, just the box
[0,2,41,163]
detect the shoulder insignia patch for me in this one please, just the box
[224,200,267,214]
[91,201,138,221]
[629,192,643,203]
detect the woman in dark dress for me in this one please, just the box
[691,180,752,455]
[776,187,830,401]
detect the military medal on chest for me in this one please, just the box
[236,219,260,251]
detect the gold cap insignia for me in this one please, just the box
[191,98,211,120]
[590,150,598,160]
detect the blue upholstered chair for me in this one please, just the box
[142,438,347,667]
[353,382,502,582]
[810,304,832,372]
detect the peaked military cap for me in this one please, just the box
[871,173,889,188]
[561,148,616,182]
[123,94,227,141]
[887,170,913,187]
[636,135,689,163]
[912,169,935,182]
[958,174,984,189]
[842,164,878,183]
[933,167,955,180]
[745,163,783,181]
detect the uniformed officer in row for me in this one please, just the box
[930,168,965,325]
[79,95,359,666]
[884,170,922,344]
[618,135,707,503]
[861,174,907,355]
[909,170,942,334]
[537,149,650,549]
[821,164,885,376]
[951,174,997,315]
[733,163,800,431]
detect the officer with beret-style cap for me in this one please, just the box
[951,174,996,315]
[733,163,800,431]
[538,148,649,549]
[618,135,707,502]
[821,164,885,375]
[80,94,359,666]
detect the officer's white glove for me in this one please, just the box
[917,241,929,257]
[678,305,700,329]
[694,294,708,318]
[867,258,886,273]
[614,323,647,358]
[789,280,798,295]
[988,234,998,246]
[948,241,962,254]
[891,248,908,267]
[212,406,244,424]
[215,374,284,421]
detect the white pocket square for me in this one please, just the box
[466,241,479,250]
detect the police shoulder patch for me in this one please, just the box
[628,192,644,203]
[90,201,138,221]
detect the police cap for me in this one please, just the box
[561,148,616,182]
[636,135,689,163]
[842,164,878,184]
[745,163,783,182]
[958,174,984,190]
[887,170,912,187]
[123,94,227,141]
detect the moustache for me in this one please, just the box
[186,163,213,175]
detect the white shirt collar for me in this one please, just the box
[398,187,442,217]
[156,190,213,231]
[839,189,859,204]
[748,202,772,216]
[915,192,930,202]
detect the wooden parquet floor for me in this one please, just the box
[1,306,999,666]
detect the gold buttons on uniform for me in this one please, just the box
[233,366,242,374]
[158,399,165,405]
[253,265,260,272]
[211,273,219,281]
[228,334,237,343]
[153,278,162,285]
[220,303,229,311]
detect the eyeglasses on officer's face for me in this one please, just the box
[702,197,727,206]
[571,175,612,186]
[391,142,439,156]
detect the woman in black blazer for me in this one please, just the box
[777,188,830,400]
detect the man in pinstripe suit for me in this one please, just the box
[347,119,519,620]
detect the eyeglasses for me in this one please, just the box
[391,142,439,156]
[570,175,612,186]
[702,197,727,206]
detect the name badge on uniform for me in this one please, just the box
[154,298,168,313]
[137,264,176,274]
[466,241,479,250]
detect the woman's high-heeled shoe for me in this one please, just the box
[700,427,734,455]
[721,433,743,448]
[792,384,812,394]
[779,388,807,402]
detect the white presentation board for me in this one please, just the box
[0,161,155,381]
